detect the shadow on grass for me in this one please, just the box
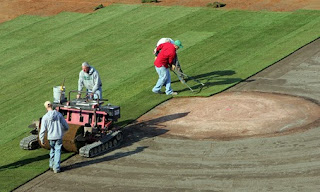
[0,154,48,171]
[63,112,189,171]
[172,70,242,93]
[172,70,236,84]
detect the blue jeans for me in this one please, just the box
[49,139,62,171]
[152,66,173,95]
[87,87,102,100]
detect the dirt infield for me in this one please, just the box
[134,92,320,140]
[1,0,320,23]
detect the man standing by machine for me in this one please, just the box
[152,40,183,95]
[39,101,69,173]
[77,62,103,100]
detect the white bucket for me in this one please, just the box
[53,86,65,103]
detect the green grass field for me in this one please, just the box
[0,4,319,191]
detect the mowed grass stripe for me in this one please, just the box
[0,5,200,119]
[0,6,140,73]
[175,10,320,95]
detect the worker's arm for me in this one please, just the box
[77,72,84,98]
[91,71,102,94]
[59,113,69,132]
[168,52,177,65]
[39,118,47,145]
[156,43,164,54]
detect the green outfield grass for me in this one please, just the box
[0,4,319,191]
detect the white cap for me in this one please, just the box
[44,101,52,108]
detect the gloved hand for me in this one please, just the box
[171,64,176,71]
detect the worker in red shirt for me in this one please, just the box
[152,40,183,95]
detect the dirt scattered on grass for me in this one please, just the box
[0,0,111,23]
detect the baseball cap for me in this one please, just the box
[44,101,52,108]
[174,40,183,48]
[82,62,90,67]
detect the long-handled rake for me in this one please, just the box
[178,71,205,86]
[172,70,205,92]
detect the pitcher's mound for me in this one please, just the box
[133,92,320,140]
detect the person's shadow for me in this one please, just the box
[0,154,49,171]
[172,70,243,93]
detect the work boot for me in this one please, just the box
[53,169,60,173]
[153,90,164,94]
[170,92,178,95]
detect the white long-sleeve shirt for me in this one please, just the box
[78,67,102,94]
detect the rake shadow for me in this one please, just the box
[172,70,242,93]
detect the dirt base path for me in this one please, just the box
[15,39,320,191]
[1,0,320,23]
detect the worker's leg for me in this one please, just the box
[93,87,102,100]
[163,68,174,95]
[54,139,62,171]
[152,66,171,93]
[50,139,62,172]
[49,140,55,169]
[87,88,102,100]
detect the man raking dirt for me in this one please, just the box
[152,39,183,95]
[153,38,205,92]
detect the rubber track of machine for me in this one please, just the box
[79,131,123,158]
[20,135,39,150]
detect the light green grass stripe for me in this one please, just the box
[0,4,141,67]
[0,15,47,37]
[0,5,140,68]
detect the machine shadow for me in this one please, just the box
[63,146,149,171]
[63,112,189,171]
[123,112,190,141]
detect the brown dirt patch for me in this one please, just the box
[1,0,320,23]
[130,92,320,140]
[0,0,111,23]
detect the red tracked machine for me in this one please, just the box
[20,90,122,158]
